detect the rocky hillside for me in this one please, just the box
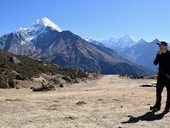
[0,49,93,88]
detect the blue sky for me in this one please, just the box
[1,0,170,42]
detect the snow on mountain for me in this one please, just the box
[13,17,62,45]
[84,37,91,42]
[92,35,137,53]
[32,17,62,32]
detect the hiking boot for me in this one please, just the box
[164,104,170,113]
[150,103,161,112]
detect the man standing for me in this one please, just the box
[151,41,170,113]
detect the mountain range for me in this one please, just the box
[0,17,154,76]
[90,36,169,72]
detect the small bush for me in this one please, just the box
[8,79,15,88]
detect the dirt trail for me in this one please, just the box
[0,75,169,128]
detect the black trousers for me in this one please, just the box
[156,74,170,107]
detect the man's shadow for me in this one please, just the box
[121,111,168,124]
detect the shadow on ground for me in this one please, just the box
[121,111,169,124]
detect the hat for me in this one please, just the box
[157,41,168,46]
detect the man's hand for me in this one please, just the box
[158,49,163,54]
[158,46,167,54]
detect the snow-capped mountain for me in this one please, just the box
[0,17,62,54]
[0,17,154,75]
[18,17,62,43]
[98,35,137,53]
[32,17,62,32]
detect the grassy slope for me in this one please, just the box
[0,49,89,88]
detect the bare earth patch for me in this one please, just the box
[0,75,169,128]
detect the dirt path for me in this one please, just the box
[0,75,169,128]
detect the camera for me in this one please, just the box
[157,42,161,47]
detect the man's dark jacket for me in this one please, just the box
[154,50,170,75]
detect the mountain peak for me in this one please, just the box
[138,39,147,43]
[118,35,135,43]
[152,38,160,43]
[33,17,62,32]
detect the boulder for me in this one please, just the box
[31,84,55,92]
[9,56,21,64]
